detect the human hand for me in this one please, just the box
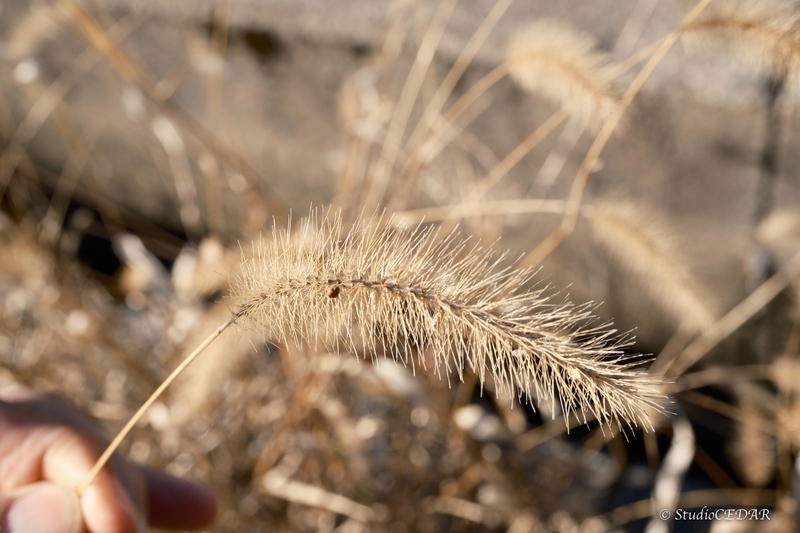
[0,388,216,533]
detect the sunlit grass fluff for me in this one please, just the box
[684,0,800,80]
[506,20,618,129]
[233,211,662,430]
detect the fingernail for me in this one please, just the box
[5,483,82,533]
[110,479,147,533]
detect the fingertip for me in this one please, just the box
[1,482,82,533]
[142,468,217,529]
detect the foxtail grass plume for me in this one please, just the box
[684,0,800,80]
[756,209,800,267]
[589,197,716,332]
[232,210,662,429]
[506,20,618,129]
[79,209,664,493]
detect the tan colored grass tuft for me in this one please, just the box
[506,20,618,129]
[684,0,800,80]
[232,210,662,430]
[589,197,717,332]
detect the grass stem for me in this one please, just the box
[78,312,240,493]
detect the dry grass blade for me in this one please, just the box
[667,249,800,377]
[262,472,375,523]
[392,198,567,226]
[506,20,618,130]
[425,496,502,528]
[364,0,459,207]
[589,197,717,332]
[233,210,663,430]
[403,0,514,155]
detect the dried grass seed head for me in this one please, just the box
[506,20,618,130]
[589,197,717,332]
[684,0,800,81]
[232,211,664,430]
[756,209,800,267]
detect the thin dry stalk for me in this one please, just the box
[400,21,617,210]
[364,0,459,207]
[651,322,695,373]
[78,312,241,493]
[421,63,509,159]
[391,88,496,207]
[693,444,738,489]
[374,0,416,79]
[672,365,772,392]
[393,198,567,226]
[515,409,596,452]
[0,15,136,202]
[39,131,99,246]
[150,116,203,239]
[392,0,514,198]
[169,303,258,426]
[666,249,800,377]
[438,107,572,228]
[262,472,375,523]
[5,4,67,60]
[776,399,800,450]
[419,21,665,180]
[403,0,514,155]
[533,113,586,194]
[57,0,288,219]
[682,391,777,436]
[614,0,663,57]
[425,496,502,528]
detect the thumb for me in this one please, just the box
[0,483,82,533]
